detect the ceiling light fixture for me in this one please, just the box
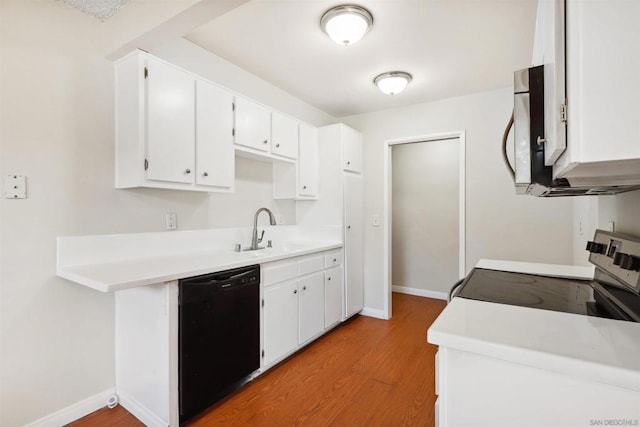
[373,71,413,95]
[320,5,373,46]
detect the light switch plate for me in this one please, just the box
[4,175,27,199]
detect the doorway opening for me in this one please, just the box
[383,131,466,319]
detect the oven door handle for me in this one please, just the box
[448,278,465,303]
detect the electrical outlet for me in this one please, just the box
[166,212,177,230]
[275,214,284,225]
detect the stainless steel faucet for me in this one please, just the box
[251,207,277,250]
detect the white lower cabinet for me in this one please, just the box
[263,280,299,366]
[262,249,343,369]
[324,266,343,328]
[298,272,324,344]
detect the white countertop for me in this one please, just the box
[58,240,342,293]
[428,297,640,391]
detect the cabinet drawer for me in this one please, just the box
[324,250,343,269]
[298,254,324,276]
[262,259,298,287]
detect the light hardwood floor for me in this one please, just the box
[69,293,446,427]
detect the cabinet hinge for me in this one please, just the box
[261,298,264,308]
[261,349,264,359]
[144,67,148,79]
[144,158,149,170]
[560,103,567,123]
[232,102,235,112]
[232,128,235,137]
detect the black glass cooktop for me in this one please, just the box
[456,268,598,317]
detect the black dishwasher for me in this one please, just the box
[179,264,260,423]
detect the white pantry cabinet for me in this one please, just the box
[344,173,364,318]
[115,50,234,192]
[271,111,299,160]
[234,96,271,153]
[318,124,365,319]
[342,126,363,173]
[272,123,319,200]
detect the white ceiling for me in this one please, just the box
[186,0,538,118]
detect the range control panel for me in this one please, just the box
[587,229,640,294]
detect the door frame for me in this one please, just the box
[383,131,466,319]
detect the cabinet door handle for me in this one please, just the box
[293,289,297,294]
[303,185,307,190]
[203,172,208,177]
[263,140,268,144]
[302,286,307,291]
[347,225,351,230]
[327,277,332,281]
[347,161,351,165]
[275,143,280,148]
[333,258,337,262]
[185,169,191,174]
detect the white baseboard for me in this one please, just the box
[25,388,115,427]
[393,285,448,300]
[360,307,388,320]
[119,391,167,427]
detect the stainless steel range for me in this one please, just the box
[451,230,640,322]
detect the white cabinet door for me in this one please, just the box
[531,0,566,165]
[195,80,234,189]
[344,173,364,318]
[263,280,299,366]
[145,56,195,184]
[234,96,271,152]
[271,112,298,159]
[298,272,325,344]
[298,124,318,197]
[342,126,363,173]
[324,266,343,328]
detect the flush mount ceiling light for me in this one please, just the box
[320,5,374,46]
[373,71,413,95]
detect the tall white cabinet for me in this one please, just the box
[315,124,365,320]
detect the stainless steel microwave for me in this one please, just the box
[510,66,640,197]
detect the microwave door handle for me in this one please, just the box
[502,110,515,180]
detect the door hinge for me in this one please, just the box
[144,67,148,79]
[261,298,264,308]
[261,349,264,358]
[144,158,149,170]
[560,103,567,123]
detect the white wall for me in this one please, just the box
[392,140,460,293]
[597,191,640,236]
[0,3,335,425]
[342,88,575,312]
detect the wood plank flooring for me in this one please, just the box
[69,293,446,427]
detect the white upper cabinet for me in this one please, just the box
[234,96,271,152]
[297,124,319,197]
[115,51,234,193]
[272,122,319,200]
[271,112,299,160]
[531,0,566,166]
[195,80,234,190]
[535,0,640,185]
[145,56,196,184]
[342,126,363,173]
